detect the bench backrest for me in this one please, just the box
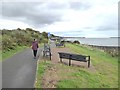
[58,52,70,59]
[58,52,89,62]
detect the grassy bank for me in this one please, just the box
[1,46,28,61]
[35,43,118,88]
[58,44,118,88]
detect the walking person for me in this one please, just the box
[31,39,39,59]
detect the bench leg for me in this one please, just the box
[88,56,90,68]
[45,51,46,57]
[88,59,90,68]
[69,59,71,66]
[43,51,45,57]
[60,58,62,63]
[50,52,51,60]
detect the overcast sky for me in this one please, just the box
[0,0,119,37]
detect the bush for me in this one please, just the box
[2,29,49,51]
[41,38,48,43]
[2,35,15,51]
[73,40,80,44]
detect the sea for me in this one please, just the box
[64,37,119,47]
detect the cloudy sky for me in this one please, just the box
[0,0,119,37]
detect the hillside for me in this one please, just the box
[1,28,49,52]
[1,28,52,61]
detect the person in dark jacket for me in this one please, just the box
[32,39,39,59]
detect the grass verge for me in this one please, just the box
[1,46,27,61]
[1,43,43,62]
[35,60,52,88]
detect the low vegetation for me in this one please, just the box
[35,43,118,88]
[1,46,27,61]
[1,28,50,61]
[1,28,49,52]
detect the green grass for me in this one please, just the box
[35,43,118,88]
[35,60,52,88]
[56,44,118,88]
[57,67,117,88]
[1,43,43,62]
[1,46,27,61]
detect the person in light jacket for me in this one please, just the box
[32,39,39,59]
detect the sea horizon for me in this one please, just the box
[64,37,119,47]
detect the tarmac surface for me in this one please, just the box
[2,48,42,88]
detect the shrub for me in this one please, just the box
[2,29,49,51]
[2,35,15,51]
[73,40,80,44]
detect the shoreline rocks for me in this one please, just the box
[85,44,119,57]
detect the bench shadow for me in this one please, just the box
[59,60,87,68]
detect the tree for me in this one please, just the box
[73,40,80,44]
[42,32,48,39]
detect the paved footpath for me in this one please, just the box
[2,48,42,88]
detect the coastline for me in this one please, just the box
[64,37,118,47]
[82,44,119,57]
[64,37,118,57]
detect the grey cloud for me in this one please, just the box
[83,27,93,29]
[52,30,83,37]
[1,1,92,28]
[96,19,117,31]
[26,12,62,27]
[2,2,64,27]
[2,2,36,17]
[94,11,118,32]
[69,2,91,10]
[96,26,118,31]
[46,2,68,9]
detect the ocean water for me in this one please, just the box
[65,38,119,47]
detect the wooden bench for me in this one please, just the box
[58,52,90,67]
[43,43,51,60]
[56,43,65,47]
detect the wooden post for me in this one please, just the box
[88,56,90,68]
